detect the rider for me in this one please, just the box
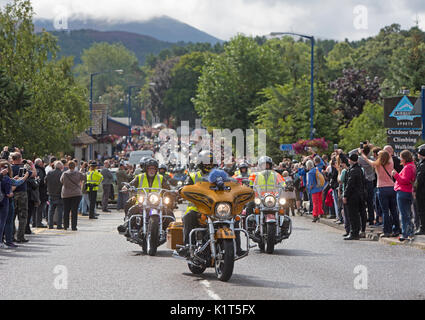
[118,158,171,234]
[248,156,286,233]
[159,163,175,186]
[178,151,246,258]
[233,161,251,185]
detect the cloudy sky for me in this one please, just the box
[1,0,425,40]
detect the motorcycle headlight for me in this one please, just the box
[164,196,171,205]
[137,195,144,204]
[177,181,183,187]
[255,198,261,206]
[279,198,287,206]
[264,195,276,208]
[215,203,232,220]
[148,193,160,206]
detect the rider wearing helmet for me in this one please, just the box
[178,150,246,258]
[233,161,251,178]
[159,163,175,186]
[118,158,171,235]
[254,156,285,194]
[129,158,170,190]
[178,151,216,257]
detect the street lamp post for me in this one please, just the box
[89,69,123,160]
[270,32,315,140]
[127,85,141,144]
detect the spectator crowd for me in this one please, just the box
[1,137,424,249]
[273,143,425,242]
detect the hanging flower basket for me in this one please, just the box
[292,138,329,155]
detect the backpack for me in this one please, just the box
[315,168,325,188]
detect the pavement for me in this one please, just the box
[299,213,425,251]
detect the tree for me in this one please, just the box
[0,0,89,156]
[330,68,381,124]
[141,57,181,122]
[163,51,213,127]
[74,42,144,103]
[338,102,387,151]
[252,79,340,161]
[389,27,425,94]
[193,34,288,130]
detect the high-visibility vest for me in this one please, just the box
[86,170,103,191]
[137,173,163,189]
[254,171,285,196]
[184,171,204,216]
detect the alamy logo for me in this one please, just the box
[389,96,421,121]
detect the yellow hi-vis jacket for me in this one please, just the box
[136,173,163,189]
[184,171,203,216]
[86,170,104,192]
[253,170,285,196]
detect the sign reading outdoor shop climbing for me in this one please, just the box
[384,96,423,155]
[384,96,422,129]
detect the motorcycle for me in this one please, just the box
[244,184,292,254]
[118,183,177,256]
[172,170,254,282]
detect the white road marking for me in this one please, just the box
[200,280,222,300]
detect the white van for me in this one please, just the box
[128,150,154,165]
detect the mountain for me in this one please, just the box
[48,29,174,65]
[34,15,222,44]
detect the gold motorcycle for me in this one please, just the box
[170,171,254,282]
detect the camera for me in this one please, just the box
[360,142,364,150]
[18,167,27,177]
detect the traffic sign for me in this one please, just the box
[280,144,293,152]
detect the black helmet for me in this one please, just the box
[238,162,249,170]
[258,156,273,169]
[159,164,168,171]
[145,158,159,170]
[197,150,216,174]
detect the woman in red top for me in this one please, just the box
[392,150,416,241]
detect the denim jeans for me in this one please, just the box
[48,196,64,228]
[377,187,401,235]
[396,191,414,238]
[79,194,89,214]
[374,187,382,222]
[365,180,375,224]
[0,200,10,243]
[4,198,15,244]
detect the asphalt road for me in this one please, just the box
[1,206,424,300]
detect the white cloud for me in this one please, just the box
[1,0,425,40]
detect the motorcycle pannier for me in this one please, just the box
[167,222,184,249]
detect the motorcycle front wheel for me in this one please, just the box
[266,223,276,254]
[215,239,235,282]
[148,215,160,256]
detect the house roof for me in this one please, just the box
[109,117,130,127]
[71,132,97,146]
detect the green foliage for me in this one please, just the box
[389,27,425,94]
[193,34,289,130]
[74,42,143,100]
[338,102,387,151]
[252,79,340,161]
[163,51,214,127]
[0,0,89,156]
